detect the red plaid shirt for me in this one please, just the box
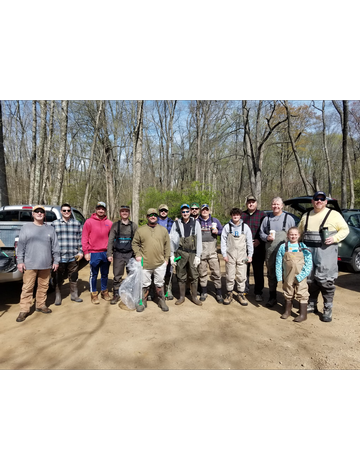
[241,209,265,241]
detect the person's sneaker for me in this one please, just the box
[238,293,248,306]
[223,292,233,305]
[255,294,263,302]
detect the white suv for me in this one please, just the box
[0,205,85,284]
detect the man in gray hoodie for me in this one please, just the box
[16,205,60,322]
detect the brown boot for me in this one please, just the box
[35,306,52,314]
[156,286,169,312]
[101,289,111,301]
[281,300,292,319]
[91,292,100,304]
[16,311,29,322]
[175,282,186,305]
[190,283,202,306]
[294,302,307,322]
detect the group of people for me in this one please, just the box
[15,190,350,324]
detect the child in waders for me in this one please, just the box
[275,227,313,322]
[221,208,253,306]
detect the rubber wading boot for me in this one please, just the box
[281,300,293,319]
[190,283,202,306]
[200,286,207,302]
[70,281,83,302]
[216,289,224,304]
[91,292,100,304]
[136,287,150,312]
[175,282,186,305]
[101,289,111,301]
[110,293,120,305]
[156,286,169,312]
[55,285,62,306]
[294,302,307,322]
[307,300,318,314]
[321,303,333,322]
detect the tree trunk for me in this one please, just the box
[0,100,9,205]
[41,100,55,204]
[132,100,144,225]
[343,101,355,208]
[51,100,69,205]
[33,100,47,203]
[29,100,37,204]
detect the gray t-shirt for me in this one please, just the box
[17,223,60,269]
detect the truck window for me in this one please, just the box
[72,210,85,225]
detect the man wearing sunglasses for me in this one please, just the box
[132,208,170,312]
[297,191,349,322]
[82,202,112,304]
[52,203,84,305]
[190,203,200,220]
[157,204,175,300]
[16,205,60,322]
[169,204,202,306]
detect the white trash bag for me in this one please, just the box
[119,258,142,310]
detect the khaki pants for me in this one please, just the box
[19,269,51,312]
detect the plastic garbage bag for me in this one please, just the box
[119,258,142,310]
[0,251,13,272]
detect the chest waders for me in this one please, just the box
[265,213,288,297]
[173,220,202,306]
[302,209,337,322]
[225,223,248,293]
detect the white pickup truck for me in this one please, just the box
[0,205,85,284]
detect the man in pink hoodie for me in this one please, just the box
[82,202,112,304]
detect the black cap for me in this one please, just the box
[313,191,326,200]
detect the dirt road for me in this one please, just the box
[1,261,359,369]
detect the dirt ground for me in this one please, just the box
[1,259,360,370]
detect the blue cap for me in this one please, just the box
[180,204,190,209]
[201,204,209,210]
[313,191,326,200]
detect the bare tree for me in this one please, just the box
[312,100,332,197]
[40,100,55,204]
[51,101,69,205]
[33,100,47,202]
[132,100,144,225]
[0,101,9,205]
[332,100,354,208]
[29,100,37,203]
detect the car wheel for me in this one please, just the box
[349,247,360,273]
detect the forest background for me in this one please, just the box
[1,99,360,225]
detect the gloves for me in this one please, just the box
[170,256,176,266]
[193,256,200,268]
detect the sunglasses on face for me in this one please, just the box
[62,209,71,212]
[160,209,168,212]
[191,207,199,210]
[182,210,190,213]
[201,208,209,211]
[314,197,326,202]
[34,210,45,214]
[148,214,158,217]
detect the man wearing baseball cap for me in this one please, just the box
[132,208,170,312]
[157,204,175,300]
[241,195,266,302]
[107,205,138,305]
[82,202,113,304]
[190,203,200,220]
[297,191,349,322]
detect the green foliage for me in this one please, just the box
[140,181,222,222]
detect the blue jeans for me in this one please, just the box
[89,252,110,292]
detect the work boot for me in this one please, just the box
[16,312,29,322]
[91,292,100,304]
[70,281,83,302]
[190,283,202,306]
[223,291,233,305]
[55,285,62,306]
[294,302,307,322]
[200,286,207,302]
[281,300,293,319]
[156,286,169,312]
[136,287,150,312]
[321,303,333,322]
[175,282,186,305]
[35,306,52,314]
[238,293,248,306]
[110,293,120,305]
[101,289,111,301]
[307,300,319,314]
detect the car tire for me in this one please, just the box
[349,247,360,273]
